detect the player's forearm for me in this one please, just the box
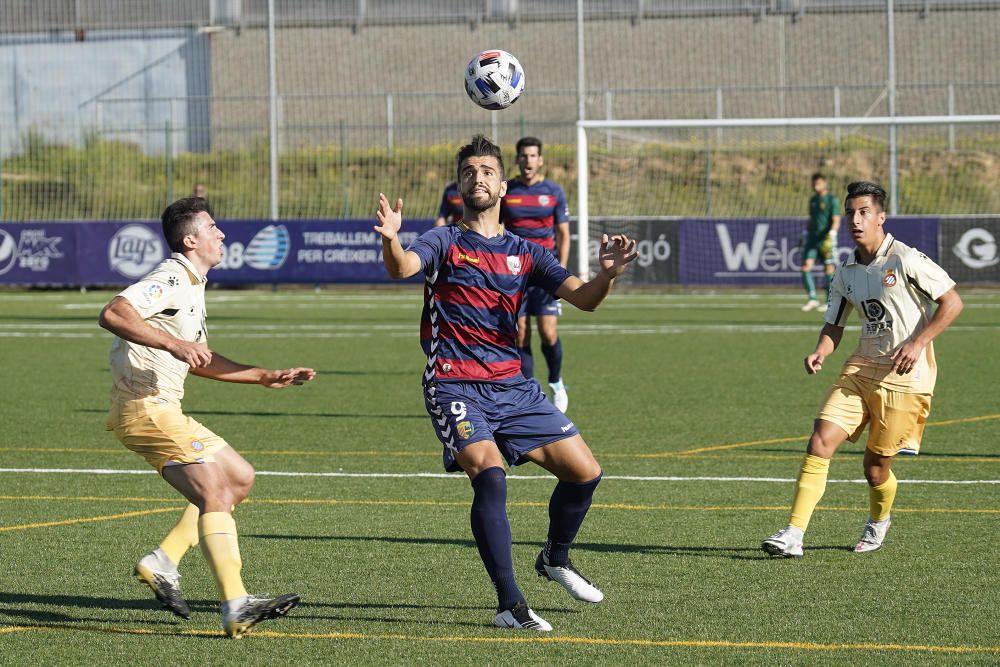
[912,289,963,347]
[831,216,841,232]
[556,226,570,267]
[814,324,843,356]
[99,297,176,353]
[381,237,420,279]
[189,353,264,384]
[559,272,614,312]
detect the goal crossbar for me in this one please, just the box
[574,114,1000,278]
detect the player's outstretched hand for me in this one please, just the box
[804,352,824,375]
[598,233,638,279]
[374,193,404,240]
[170,340,213,368]
[260,367,317,389]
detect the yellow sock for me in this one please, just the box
[159,503,200,565]
[869,470,898,522]
[199,512,248,602]
[789,454,831,531]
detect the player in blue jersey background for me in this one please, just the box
[501,137,572,412]
[433,180,463,227]
[375,135,637,632]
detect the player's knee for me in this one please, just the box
[806,432,835,458]
[864,465,888,487]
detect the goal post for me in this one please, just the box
[575,114,1000,279]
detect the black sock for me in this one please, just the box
[540,339,563,384]
[544,473,602,565]
[471,467,524,611]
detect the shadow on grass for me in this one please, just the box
[0,592,204,624]
[247,533,854,560]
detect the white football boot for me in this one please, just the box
[761,525,805,558]
[535,551,604,603]
[494,601,553,631]
[549,379,569,413]
[854,516,891,553]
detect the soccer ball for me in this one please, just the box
[464,50,525,110]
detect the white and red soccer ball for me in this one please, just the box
[464,49,525,110]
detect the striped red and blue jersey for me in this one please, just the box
[408,225,572,384]
[500,177,569,253]
[436,181,463,225]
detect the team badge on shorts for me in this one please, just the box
[456,421,475,440]
[883,268,897,287]
[191,440,204,451]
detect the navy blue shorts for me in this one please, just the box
[423,379,579,472]
[518,286,562,318]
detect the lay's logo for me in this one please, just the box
[457,253,480,264]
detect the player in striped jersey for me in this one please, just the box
[434,180,463,227]
[501,137,571,412]
[376,135,637,631]
[762,181,963,558]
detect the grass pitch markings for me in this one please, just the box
[3,467,1000,486]
[4,494,1000,518]
[0,506,183,533]
[1,623,998,655]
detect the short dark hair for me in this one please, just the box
[516,136,543,156]
[812,172,826,182]
[845,181,887,212]
[456,135,505,181]
[161,197,214,253]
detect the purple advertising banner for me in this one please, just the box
[0,219,435,285]
[0,223,78,284]
[679,217,939,285]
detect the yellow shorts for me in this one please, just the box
[106,398,229,473]
[817,372,931,457]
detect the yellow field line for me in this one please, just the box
[1,623,998,654]
[0,506,183,533]
[2,412,998,461]
[3,495,999,515]
[652,412,1000,458]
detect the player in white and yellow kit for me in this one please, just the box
[100,197,315,637]
[762,181,963,557]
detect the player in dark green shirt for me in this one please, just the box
[800,173,841,311]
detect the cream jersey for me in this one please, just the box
[824,234,956,394]
[108,253,207,403]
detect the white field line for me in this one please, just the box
[0,467,998,484]
[3,322,1000,339]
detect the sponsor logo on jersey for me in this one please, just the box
[143,284,164,305]
[457,252,480,264]
[952,227,998,269]
[506,256,522,275]
[456,420,475,440]
[109,224,165,278]
[883,268,897,286]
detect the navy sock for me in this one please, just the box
[470,467,524,611]
[544,473,602,565]
[540,339,563,384]
[518,346,534,379]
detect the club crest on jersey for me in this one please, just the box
[456,420,475,440]
[883,268,897,287]
[191,440,204,451]
[538,195,551,206]
[506,256,522,275]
